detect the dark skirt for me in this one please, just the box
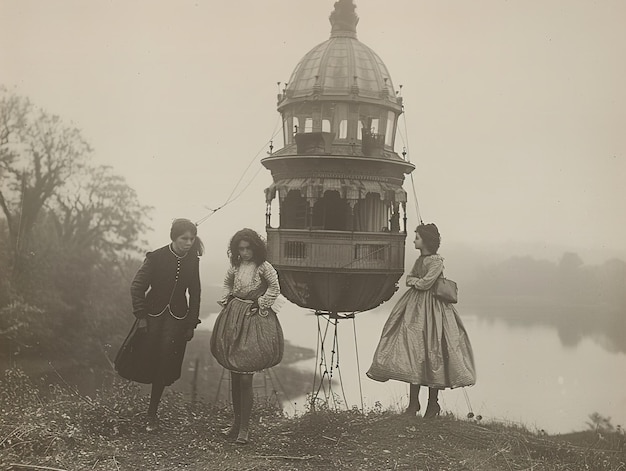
[210,297,284,373]
[115,312,188,386]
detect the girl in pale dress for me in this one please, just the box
[367,223,476,418]
[210,228,283,444]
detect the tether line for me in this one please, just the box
[352,314,365,413]
[195,115,285,226]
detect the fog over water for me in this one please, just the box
[2,0,625,433]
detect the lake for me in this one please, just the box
[201,300,626,435]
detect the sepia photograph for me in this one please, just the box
[1,0,624,469]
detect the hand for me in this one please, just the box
[250,301,260,314]
[137,318,148,334]
[184,329,194,341]
[218,295,234,307]
[406,276,419,288]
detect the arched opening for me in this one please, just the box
[280,190,308,229]
[312,191,350,230]
[353,193,387,232]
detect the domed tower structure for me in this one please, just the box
[262,0,415,315]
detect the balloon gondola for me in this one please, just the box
[262,0,415,410]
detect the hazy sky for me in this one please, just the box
[2,0,625,265]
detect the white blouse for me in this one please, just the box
[220,260,283,312]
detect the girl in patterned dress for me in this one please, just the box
[210,228,283,444]
[367,223,476,418]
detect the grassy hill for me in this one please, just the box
[1,369,624,471]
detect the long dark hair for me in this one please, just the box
[228,228,267,266]
[416,223,441,254]
[170,218,204,256]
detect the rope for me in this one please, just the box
[398,99,424,224]
[409,172,424,224]
[311,314,332,407]
[332,318,350,409]
[462,387,474,416]
[352,314,365,413]
[194,115,285,226]
[310,314,356,411]
[308,243,392,412]
[266,367,298,414]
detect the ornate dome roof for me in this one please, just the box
[281,0,399,106]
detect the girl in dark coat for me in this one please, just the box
[123,218,203,431]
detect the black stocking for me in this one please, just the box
[406,384,421,414]
[237,374,254,442]
[224,372,242,436]
[428,387,439,404]
[148,382,165,417]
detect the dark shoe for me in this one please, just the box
[221,425,239,439]
[145,415,160,432]
[423,401,441,419]
[235,430,249,445]
[403,403,421,416]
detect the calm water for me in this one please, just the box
[203,301,626,434]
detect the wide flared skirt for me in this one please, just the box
[210,297,284,373]
[366,288,476,388]
[115,312,188,386]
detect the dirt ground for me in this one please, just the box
[2,379,625,471]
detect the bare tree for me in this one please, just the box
[51,164,152,259]
[0,87,90,277]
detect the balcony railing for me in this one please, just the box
[266,228,406,272]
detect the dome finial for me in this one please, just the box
[329,0,359,38]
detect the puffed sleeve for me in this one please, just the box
[406,255,444,290]
[218,266,236,306]
[130,254,154,318]
[186,256,201,328]
[257,261,282,311]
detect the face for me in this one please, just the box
[238,240,253,262]
[173,231,195,254]
[413,230,425,250]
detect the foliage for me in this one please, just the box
[465,253,626,352]
[51,164,151,257]
[0,87,151,370]
[587,412,617,433]
[469,253,626,311]
[0,87,91,279]
[1,368,624,471]
[0,300,47,351]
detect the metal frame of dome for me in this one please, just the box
[278,1,401,111]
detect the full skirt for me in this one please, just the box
[115,312,188,386]
[366,288,476,388]
[210,297,284,373]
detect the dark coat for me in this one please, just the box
[130,244,201,329]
